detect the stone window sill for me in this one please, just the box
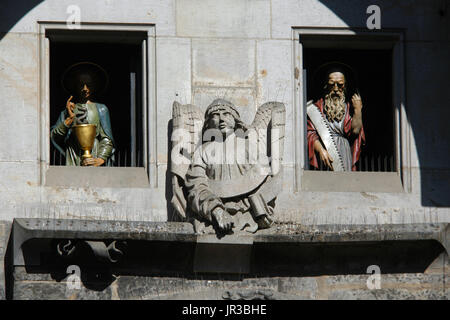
[301,170,403,193]
[45,166,149,188]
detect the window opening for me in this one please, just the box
[303,48,395,172]
[49,40,143,167]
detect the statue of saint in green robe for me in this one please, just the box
[51,62,115,166]
[51,102,115,166]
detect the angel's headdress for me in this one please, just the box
[205,99,240,119]
[204,99,246,131]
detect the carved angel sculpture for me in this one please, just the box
[171,99,285,234]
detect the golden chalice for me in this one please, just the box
[73,124,97,161]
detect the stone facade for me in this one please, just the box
[12,269,449,300]
[0,0,448,299]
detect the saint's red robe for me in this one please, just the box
[307,98,365,171]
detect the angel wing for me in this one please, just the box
[170,101,204,220]
[249,102,286,176]
[241,101,286,227]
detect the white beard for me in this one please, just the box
[324,93,346,122]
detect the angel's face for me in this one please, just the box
[208,107,236,134]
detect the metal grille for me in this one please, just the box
[51,149,142,167]
[311,153,395,172]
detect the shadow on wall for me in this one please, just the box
[0,0,448,207]
[166,119,176,222]
[314,0,450,207]
[0,0,44,40]
[16,238,447,284]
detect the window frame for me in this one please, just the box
[38,22,157,188]
[292,27,410,193]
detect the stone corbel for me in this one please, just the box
[56,239,127,263]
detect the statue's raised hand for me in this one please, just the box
[351,93,363,135]
[64,96,76,126]
[351,93,363,111]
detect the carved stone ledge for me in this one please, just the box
[9,218,447,279]
[6,218,448,299]
[12,219,448,266]
[222,289,302,300]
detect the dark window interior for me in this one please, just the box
[49,40,143,167]
[303,48,395,172]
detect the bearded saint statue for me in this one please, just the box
[307,63,365,171]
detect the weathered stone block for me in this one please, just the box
[3,0,176,36]
[272,0,349,39]
[0,33,39,162]
[328,288,447,300]
[176,0,270,38]
[192,39,255,87]
[241,277,279,290]
[326,273,446,287]
[13,281,112,300]
[278,277,318,299]
[115,276,188,299]
[0,163,40,221]
[256,40,294,164]
[194,235,253,274]
[192,87,256,125]
[45,167,150,188]
[157,37,192,165]
[115,276,284,300]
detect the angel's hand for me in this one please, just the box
[225,202,242,214]
[212,207,234,233]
